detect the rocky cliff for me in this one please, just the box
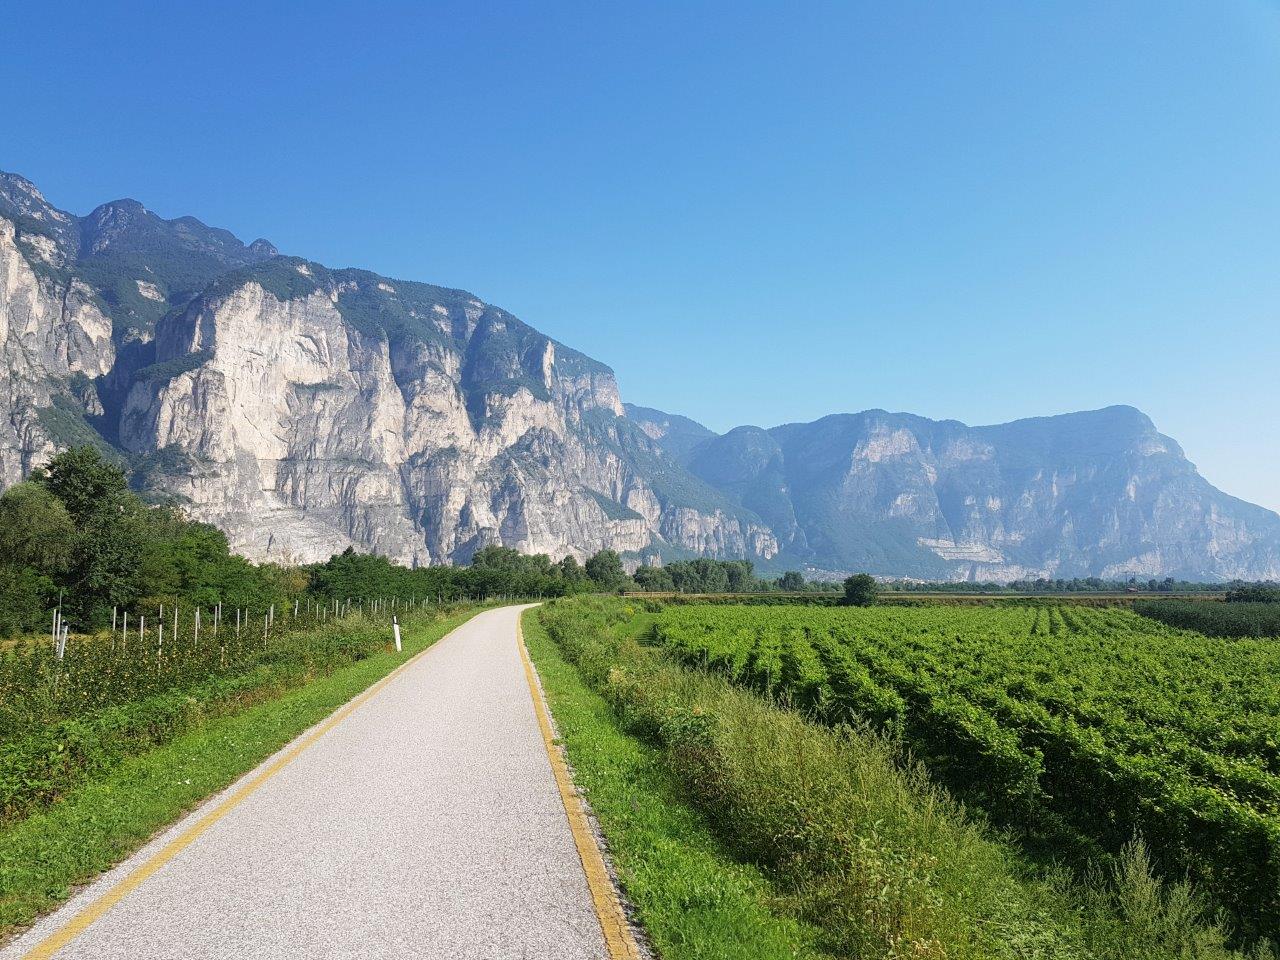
[0,171,774,566]
[637,405,1280,581]
[4,169,1277,580]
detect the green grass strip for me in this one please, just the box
[0,607,481,940]
[522,609,831,960]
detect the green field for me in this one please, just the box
[653,603,1280,939]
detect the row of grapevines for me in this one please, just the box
[654,603,1280,937]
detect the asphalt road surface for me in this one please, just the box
[3,605,614,960]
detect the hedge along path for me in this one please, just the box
[2,605,632,960]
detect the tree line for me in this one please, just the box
[881,576,1248,594]
[0,447,833,637]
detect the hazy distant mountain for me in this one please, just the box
[3,168,1276,580]
[623,404,718,466]
[634,404,1280,581]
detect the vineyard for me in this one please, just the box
[1134,598,1280,638]
[654,603,1280,938]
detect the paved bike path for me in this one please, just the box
[3,605,612,960]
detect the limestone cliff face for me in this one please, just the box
[0,191,115,485]
[104,255,774,565]
[0,171,773,567]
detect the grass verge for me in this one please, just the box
[522,609,833,959]
[0,606,482,941]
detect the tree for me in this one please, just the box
[557,555,584,582]
[777,570,806,592]
[585,550,628,590]
[843,573,878,606]
[1226,584,1280,603]
[36,447,128,524]
[0,482,75,574]
[67,497,150,623]
[724,560,756,593]
[0,565,53,635]
[633,565,674,592]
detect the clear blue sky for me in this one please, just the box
[4,1,1278,509]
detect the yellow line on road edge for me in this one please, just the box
[517,612,643,960]
[20,617,465,960]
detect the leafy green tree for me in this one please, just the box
[557,555,585,582]
[0,482,75,573]
[472,545,526,570]
[585,550,629,590]
[471,545,554,577]
[843,572,878,606]
[309,548,406,600]
[724,560,756,592]
[0,565,53,635]
[67,497,150,624]
[1225,584,1280,603]
[777,570,806,592]
[633,565,675,592]
[35,447,128,524]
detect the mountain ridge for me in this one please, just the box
[2,168,1275,581]
[628,402,1280,580]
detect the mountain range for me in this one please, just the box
[3,169,1277,581]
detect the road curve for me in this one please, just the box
[3,605,613,960]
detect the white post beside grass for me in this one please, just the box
[392,614,402,653]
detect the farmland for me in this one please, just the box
[653,603,1280,939]
[1134,598,1280,638]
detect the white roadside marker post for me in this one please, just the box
[53,610,66,660]
[392,614,402,652]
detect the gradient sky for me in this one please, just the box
[4,1,1278,509]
